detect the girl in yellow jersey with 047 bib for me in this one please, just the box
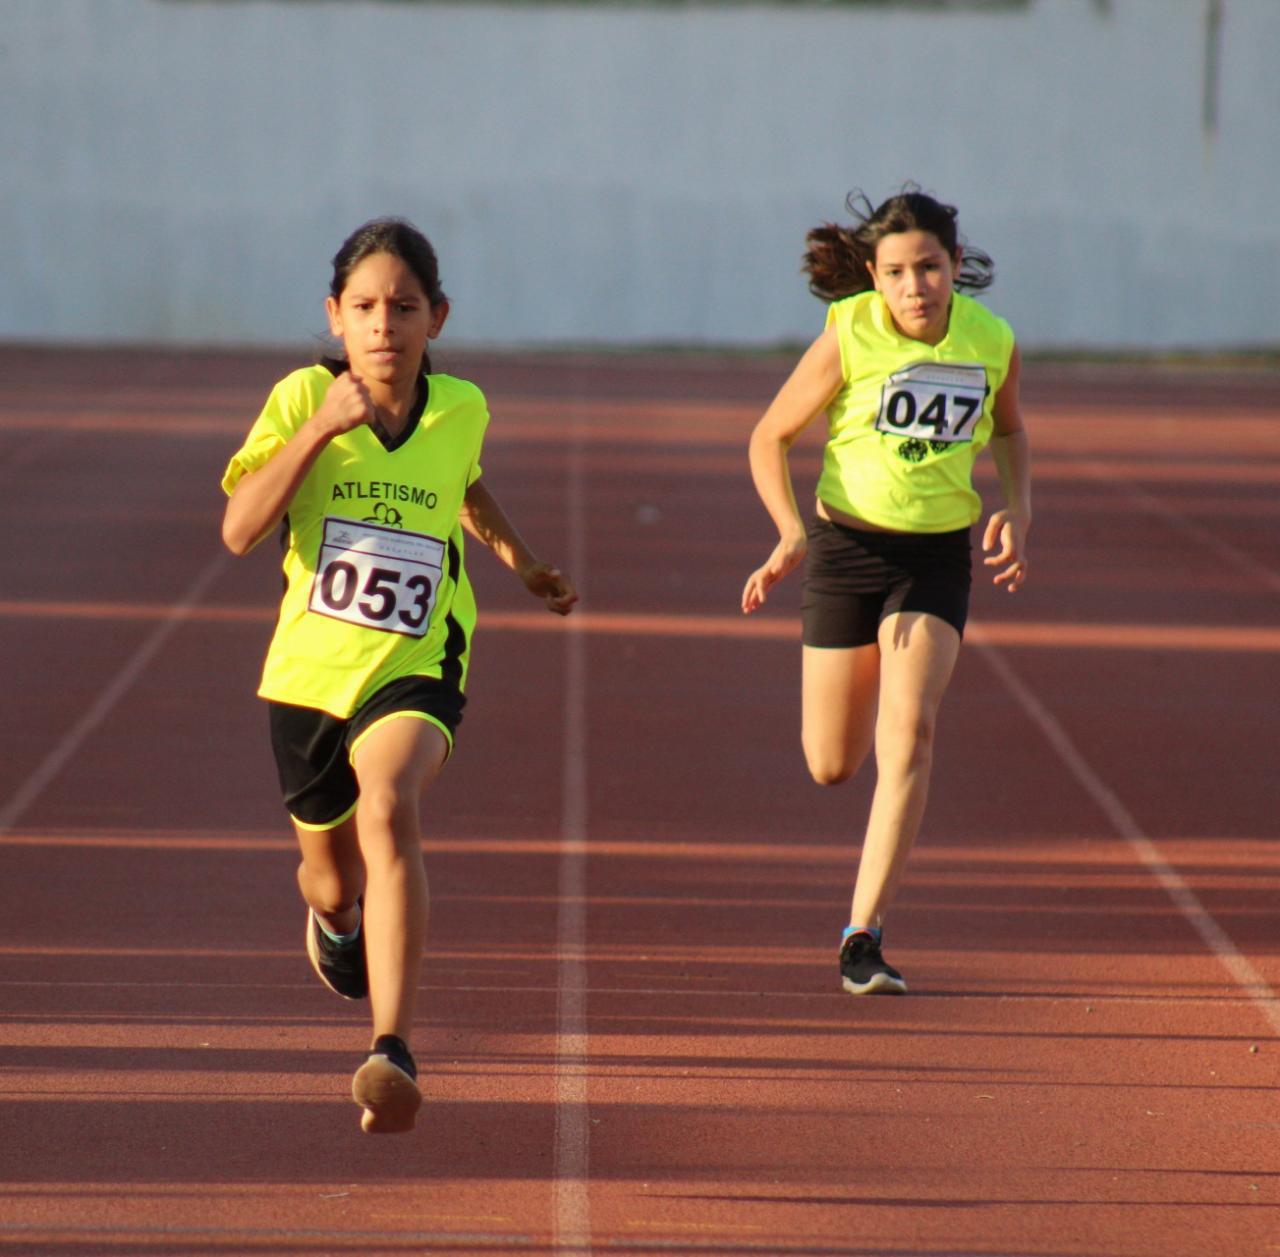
[742,188,1031,997]
[222,218,577,1133]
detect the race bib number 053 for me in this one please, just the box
[308,517,445,638]
[875,362,988,446]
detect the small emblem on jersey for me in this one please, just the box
[876,361,988,459]
[309,516,445,638]
[364,502,404,529]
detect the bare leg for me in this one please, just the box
[349,716,449,1045]
[800,642,881,786]
[849,612,961,928]
[294,816,364,938]
[342,715,449,1134]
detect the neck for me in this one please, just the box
[368,376,419,430]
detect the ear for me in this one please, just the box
[865,259,882,292]
[325,295,343,337]
[427,299,451,339]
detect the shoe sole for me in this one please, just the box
[305,909,366,1001]
[842,972,907,996]
[352,1055,422,1134]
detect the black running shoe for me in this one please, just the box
[352,1034,422,1134]
[305,908,368,1000]
[840,930,907,995]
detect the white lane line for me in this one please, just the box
[1083,460,1280,593]
[0,552,229,838]
[553,397,591,1255]
[972,637,1280,1037]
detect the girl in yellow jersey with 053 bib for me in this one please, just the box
[742,188,1031,997]
[222,219,577,1133]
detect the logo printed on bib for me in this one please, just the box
[309,516,445,638]
[876,362,988,457]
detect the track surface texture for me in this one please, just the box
[0,345,1276,1256]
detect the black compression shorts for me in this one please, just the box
[267,675,465,829]
[800,517,972,648]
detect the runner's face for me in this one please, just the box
[866,230,959,346]
[326,252,447,386]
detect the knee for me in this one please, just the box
[878,712,937,774]
[356,780,422,857]
[297,861,360,915]
[358,779,416,827]
[809,762,853,787]
[802,741,858,787]
[803,727,874,786]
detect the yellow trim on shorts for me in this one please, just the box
[289,799,359,833]
[348,710,455,764]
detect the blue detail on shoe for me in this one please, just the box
[306,908,369,1000]
[318,920,360,946]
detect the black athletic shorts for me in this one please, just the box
[267,675,465,829]
[800,517,972,648]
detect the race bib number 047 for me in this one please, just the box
[308,517,445,638]
[875,362,988,446]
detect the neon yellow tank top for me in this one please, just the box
[818,291,1014,532]
[221,365,488,717]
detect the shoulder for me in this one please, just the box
[952,294,1015,362]
[427,373,488,412]
[825,290,877,328]
[246,365,334,438]
[267,364,336,409]
[953,293,1013,338]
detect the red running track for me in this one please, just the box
[0,345,1277,1256]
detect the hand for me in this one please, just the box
[313,371,385,436]
[982,509,1029,591]
[742,532,807,614]
[521,561,578,616]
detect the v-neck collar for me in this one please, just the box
[321,359,429,453]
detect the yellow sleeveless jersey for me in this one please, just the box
[819,291,1015,532]
[221,365,488,718]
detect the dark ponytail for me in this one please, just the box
[803,185,995,302]
[327,217,448,375]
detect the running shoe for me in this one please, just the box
[840,929,907,995]
[352,1034,422,1134]
[305,908,368,1000]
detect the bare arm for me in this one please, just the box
[461,478,578,615]
[221,372,383,556]
[742,326,845,613]
[982,344,1032,591]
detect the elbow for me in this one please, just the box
[748,427,786,463]
[221,516,256,557]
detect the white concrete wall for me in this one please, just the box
[4,0,1277,351]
